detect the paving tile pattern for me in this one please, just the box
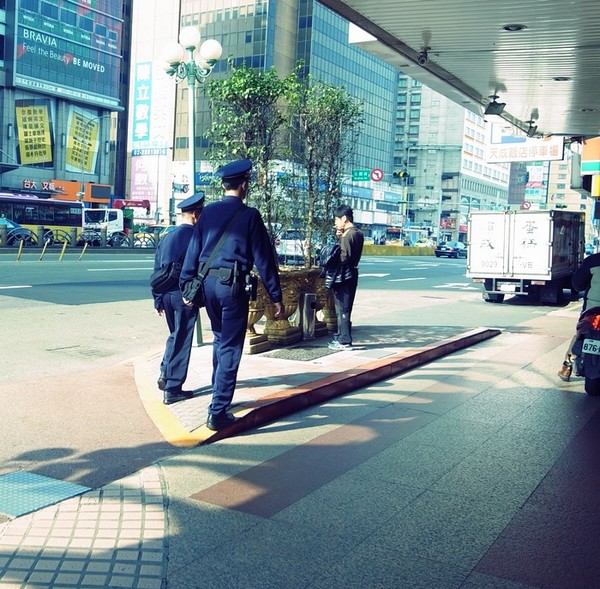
[0,472,90,518]
[0,467,165,589]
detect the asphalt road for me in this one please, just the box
[0,251,575,491]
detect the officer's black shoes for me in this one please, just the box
[163,389,194,405]
[206,411,236,431]
[157,373,166,391]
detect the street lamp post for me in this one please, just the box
[162,26,222,196]
[162,28,222,347]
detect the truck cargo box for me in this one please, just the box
[466,210,584,303]
[467,210,583,280]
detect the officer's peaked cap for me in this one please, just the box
[215,158,253,181]
[177,191,205,211]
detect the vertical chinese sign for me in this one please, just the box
[65,110,100,174]
[15,101,53,165]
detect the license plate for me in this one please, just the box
[499,284,516,293]
[583,339,600,355]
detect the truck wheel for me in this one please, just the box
[584,377,600,396]
[483,293,504,303]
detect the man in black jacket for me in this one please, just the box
[152,192,204,404]
[328,204,364,351]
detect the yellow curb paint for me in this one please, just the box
[134,357,208,447]
[141,396,207,448]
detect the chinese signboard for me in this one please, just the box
[130,155,159,201]
[132,62,152,144]
[13,0,123,109]
[15,101,53,165]
[65,109,100,174]
[485,122,564,163]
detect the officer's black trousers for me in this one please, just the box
[204,276,250,416]
[161,290,198,392]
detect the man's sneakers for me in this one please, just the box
[206,411,237,431]
[558,360,573,382]
[163,389,194,405]
[328,340,353,351]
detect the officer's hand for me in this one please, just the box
[182,296,194,308]
[273,301,284,318]
[156,308,164,316]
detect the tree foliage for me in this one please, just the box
[203,61,364,266]
[204,60,294,237]
[287,74,364,261]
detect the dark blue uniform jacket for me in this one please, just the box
[180,196,282,303]
[152,224,195,310]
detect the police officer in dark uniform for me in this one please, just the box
[180,159,284,431]
[152,192,204,405]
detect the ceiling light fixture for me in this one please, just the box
[484,95,506,116]
[526,120,538,138]
[502,24,527,32]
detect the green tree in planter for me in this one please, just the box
[203,62,363,268]
[287,75,364,266]
[203,61,295,239]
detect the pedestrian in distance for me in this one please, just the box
[180,158,284,431]
[152,192,204,405]
[328,204,364,351]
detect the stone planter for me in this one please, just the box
[245,267,337,353]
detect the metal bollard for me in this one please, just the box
[299,292,317,340]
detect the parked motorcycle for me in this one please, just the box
[572,306,600,395]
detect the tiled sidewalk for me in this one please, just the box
[0,467,165,589]
[2,305,595,589]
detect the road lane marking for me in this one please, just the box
[86,268,152,272]
[389,277,426,282]
[0,285,32,290]
[360,273,390,278]
[433,283,479,290]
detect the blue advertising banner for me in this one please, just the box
[131,62,152,146]
[14,0,123,109]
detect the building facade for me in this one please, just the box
[0,0,131,205]
[129,0,401,232]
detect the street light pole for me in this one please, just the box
[162,28,222,347]
[162,27,222,195]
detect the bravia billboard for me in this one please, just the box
[13,0,123,109]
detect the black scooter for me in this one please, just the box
[572,306,600,395]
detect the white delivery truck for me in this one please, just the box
[466,209,584,304]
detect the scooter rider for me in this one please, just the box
[558,251,600,381]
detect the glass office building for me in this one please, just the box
[176,0,397,175]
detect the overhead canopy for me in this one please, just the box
[320,0,600,139]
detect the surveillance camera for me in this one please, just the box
[417,51,428,66]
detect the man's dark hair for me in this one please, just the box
[222,175,250,191]
[334,204,353,222]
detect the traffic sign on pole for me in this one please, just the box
[371,168,384,182]
[352,169,370,182]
